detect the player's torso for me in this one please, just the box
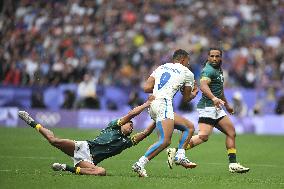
[87,129,132,163]
[152,63,190,100]
[197,64,224,108]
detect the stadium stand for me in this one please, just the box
[1,0,284,114]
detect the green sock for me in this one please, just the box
[65,165,76,173]
[228,153,237,163]
[227,148,237,163]
[30,121,37,128]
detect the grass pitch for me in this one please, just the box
[0,127,284,189]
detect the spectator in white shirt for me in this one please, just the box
[76,73,100,109]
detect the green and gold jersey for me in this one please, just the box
[87,119,133,165]
[197,62,224,109]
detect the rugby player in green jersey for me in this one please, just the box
[18,95,156,176]
[167,48,249,173]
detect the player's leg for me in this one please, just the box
[216,116,236,150]
[187,122,214,149]
[132,119,174,177]
[217,116,250,173]
[145,119,174,160]
[18,111,75,156]
[174,113,195,149]
[167,113,197,169]
[52,161,106,176]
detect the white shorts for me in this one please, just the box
[197,107,227,119]
[149,98,174,122]
[72,141,94,166]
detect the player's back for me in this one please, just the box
[151,63,194,100]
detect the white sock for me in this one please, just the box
[138,156,149,167]
[62,164,67,170]
[175,149,185,159]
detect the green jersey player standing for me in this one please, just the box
[169,48,250,173]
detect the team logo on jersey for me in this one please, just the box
[217,74,224,83]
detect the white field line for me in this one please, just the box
[0,169,12,172]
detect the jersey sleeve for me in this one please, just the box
[107,119,123,129]
[184,69,194,88]
[150,65,161,78]
[200,66,214,82]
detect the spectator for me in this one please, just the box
[3,62,21,86]
[62,90,75,109]
[232,91,248,117]
[0,0,283,91]
[106,100,118,111]
[128,91,143,109]
[31,91,45,108]
[275,95,284,115]
[76,73,100,109]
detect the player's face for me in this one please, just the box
[121,122,133,136]
[208,50,222,67]
[181,56,190,67]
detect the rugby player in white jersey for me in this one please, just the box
[132,49,198,177]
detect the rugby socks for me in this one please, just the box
[137,156,149,167]
[186,143,192,150]
[175,149,185,159]
[29,121,37,128]
[65,165,81,174]
[227,148,237,163]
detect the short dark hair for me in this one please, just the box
[173,49,189,61]
[208,47,222,56]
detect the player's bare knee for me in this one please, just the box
[199,135,209,142]
[189,125,195,134]
[188,121,195,130]
[227,128,236,138]
[162,139,171,148]
[228,131,236,139]
[48,137,60,147]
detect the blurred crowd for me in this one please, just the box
[1,0,284,113]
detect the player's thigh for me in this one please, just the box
[77,161,96,168]
[54,138,75,157]
[174,113,194,129]
[198,123,214,136]
[217,116,235,136]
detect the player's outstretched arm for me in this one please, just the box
[144,76,155,93]
[119,95,155,125]
[131,122,156,145]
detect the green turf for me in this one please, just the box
[0,127,284,189]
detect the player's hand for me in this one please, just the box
[212,97,225,109]
[180,84,185,93]
[191,81,199,96]
[146,94,155,104]
[225,104,234,115]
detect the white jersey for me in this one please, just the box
[150,63,194,100]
